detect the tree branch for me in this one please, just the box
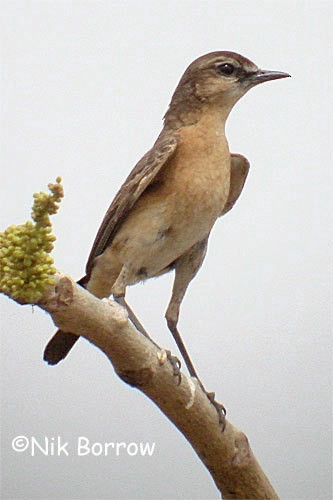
[34,272,278,499]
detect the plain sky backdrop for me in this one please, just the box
[1,1,332,499]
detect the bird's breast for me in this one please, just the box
[158,124,231,231]
[107,122,231,283]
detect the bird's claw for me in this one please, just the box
[165,350,182,385]
[206,391,227,431]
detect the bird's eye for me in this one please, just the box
[217,63,235,76]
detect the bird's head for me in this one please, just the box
[165,51,290,127]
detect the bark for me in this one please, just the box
[34,272,278,499]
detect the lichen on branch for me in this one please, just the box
[0,177,64,302]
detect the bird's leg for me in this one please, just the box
[166,300,226,427]
[166,239,226,427]
[111,265,152,341]
[112,265,181,380]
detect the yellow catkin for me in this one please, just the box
[0,178,64,302]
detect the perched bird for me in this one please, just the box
[44,52,289,409]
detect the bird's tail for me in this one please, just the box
[43,275,88,365]
[43,330,79,365]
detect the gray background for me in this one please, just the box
[1,1,332,499]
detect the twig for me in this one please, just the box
[36,271,279,499]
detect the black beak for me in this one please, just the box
[246,69,291,85]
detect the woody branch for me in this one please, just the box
[34,271,278,500]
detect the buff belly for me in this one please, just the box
[87,164,230,298]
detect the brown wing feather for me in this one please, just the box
[85,134,178,277]
[221,153,250,216]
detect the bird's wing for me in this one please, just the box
[221,153,250,216]
[85,134,178,277]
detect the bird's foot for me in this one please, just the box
[206,391,227,431]
[165,349,182,385]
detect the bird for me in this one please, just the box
[44,51,289,413]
